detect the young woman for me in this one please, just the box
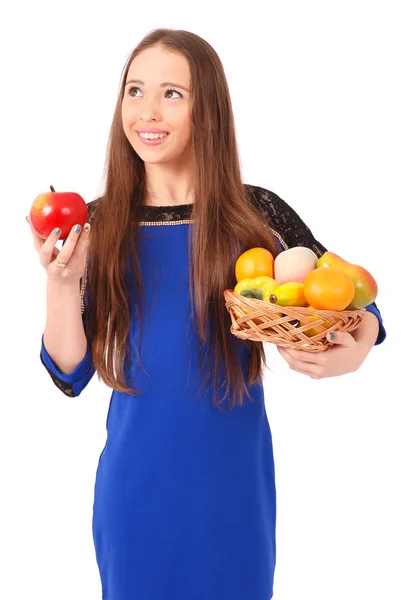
[27,28,386,600]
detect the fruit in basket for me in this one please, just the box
[273,246,318,284]
[316,251,378,309]
[29,185,88,240]
[235,247,274,281]
[297,306,341,338]
[303,267,355,311]
[269,282,308,307]
[231,277,281,323]
[234,276,277,301]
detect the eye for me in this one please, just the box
[127,86,182,99]
[165,88,182,99]
[127,86,142,97]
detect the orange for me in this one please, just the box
[304,267,355,311]
[235,247,274,282]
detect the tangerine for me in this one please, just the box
[303,267,355,311]
[235,247,274,282]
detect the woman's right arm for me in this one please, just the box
[43,279,88,374]
[27,215,96,397]
[39,280,96,397]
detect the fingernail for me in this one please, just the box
[53,227,61,235]
[73,224,82,233]
[25,216,29,223]
[329,332,336,341]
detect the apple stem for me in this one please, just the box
[50,185,55,192]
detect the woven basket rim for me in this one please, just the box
[224,288,366,316]
[223,288,366,351]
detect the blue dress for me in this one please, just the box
[40,189,386,600]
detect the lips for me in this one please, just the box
[136,131,169,146]
[136,128,169,134]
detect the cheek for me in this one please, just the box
[121,107,130,135]
[121,102,136,129]
[177,114,192,143]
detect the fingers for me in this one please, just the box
[39,226,64,268]
[26,215,91,270]
[74,222,91,253]
[54,222,91,268]
[278,345,325,365]
[277,345,330,380]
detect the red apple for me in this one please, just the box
[29,185,88,240]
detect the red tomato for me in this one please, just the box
[29,185,88,240]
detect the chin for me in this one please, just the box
[136,147,184,165]
[143,157,168,165]
[137,152,170,165]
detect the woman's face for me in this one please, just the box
[122,46,193,166]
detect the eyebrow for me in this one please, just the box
[125,79,190,92]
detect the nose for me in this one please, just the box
[140,96,161,122]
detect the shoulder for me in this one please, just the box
[243,182,278,206]
[243,183,293,221]
[243,182,296,232]
[243,183,327,255]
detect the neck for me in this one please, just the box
[143,155,195,206]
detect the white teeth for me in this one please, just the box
[139,132,167,140]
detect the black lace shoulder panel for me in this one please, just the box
[244,184,328,257]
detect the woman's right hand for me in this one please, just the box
[26,216,91,283]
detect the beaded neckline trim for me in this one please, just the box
[139,219,194,226]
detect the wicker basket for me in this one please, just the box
[224,289,366,352]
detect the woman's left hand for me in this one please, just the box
[277,331,371,379]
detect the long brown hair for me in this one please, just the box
[85,28,279,410]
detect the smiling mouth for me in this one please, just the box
[137,130,169,138]
[136,131,170,145]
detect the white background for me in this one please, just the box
[2,1,400,599]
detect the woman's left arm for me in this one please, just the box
[363,303,386,346]
[248,185,387,348]
[254,188,387,376]
[351,308,380,349]
[277,309,382,378]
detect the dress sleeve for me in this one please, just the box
[40,331,95,397]
[245,184,386,346]
[40,199,98,396]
